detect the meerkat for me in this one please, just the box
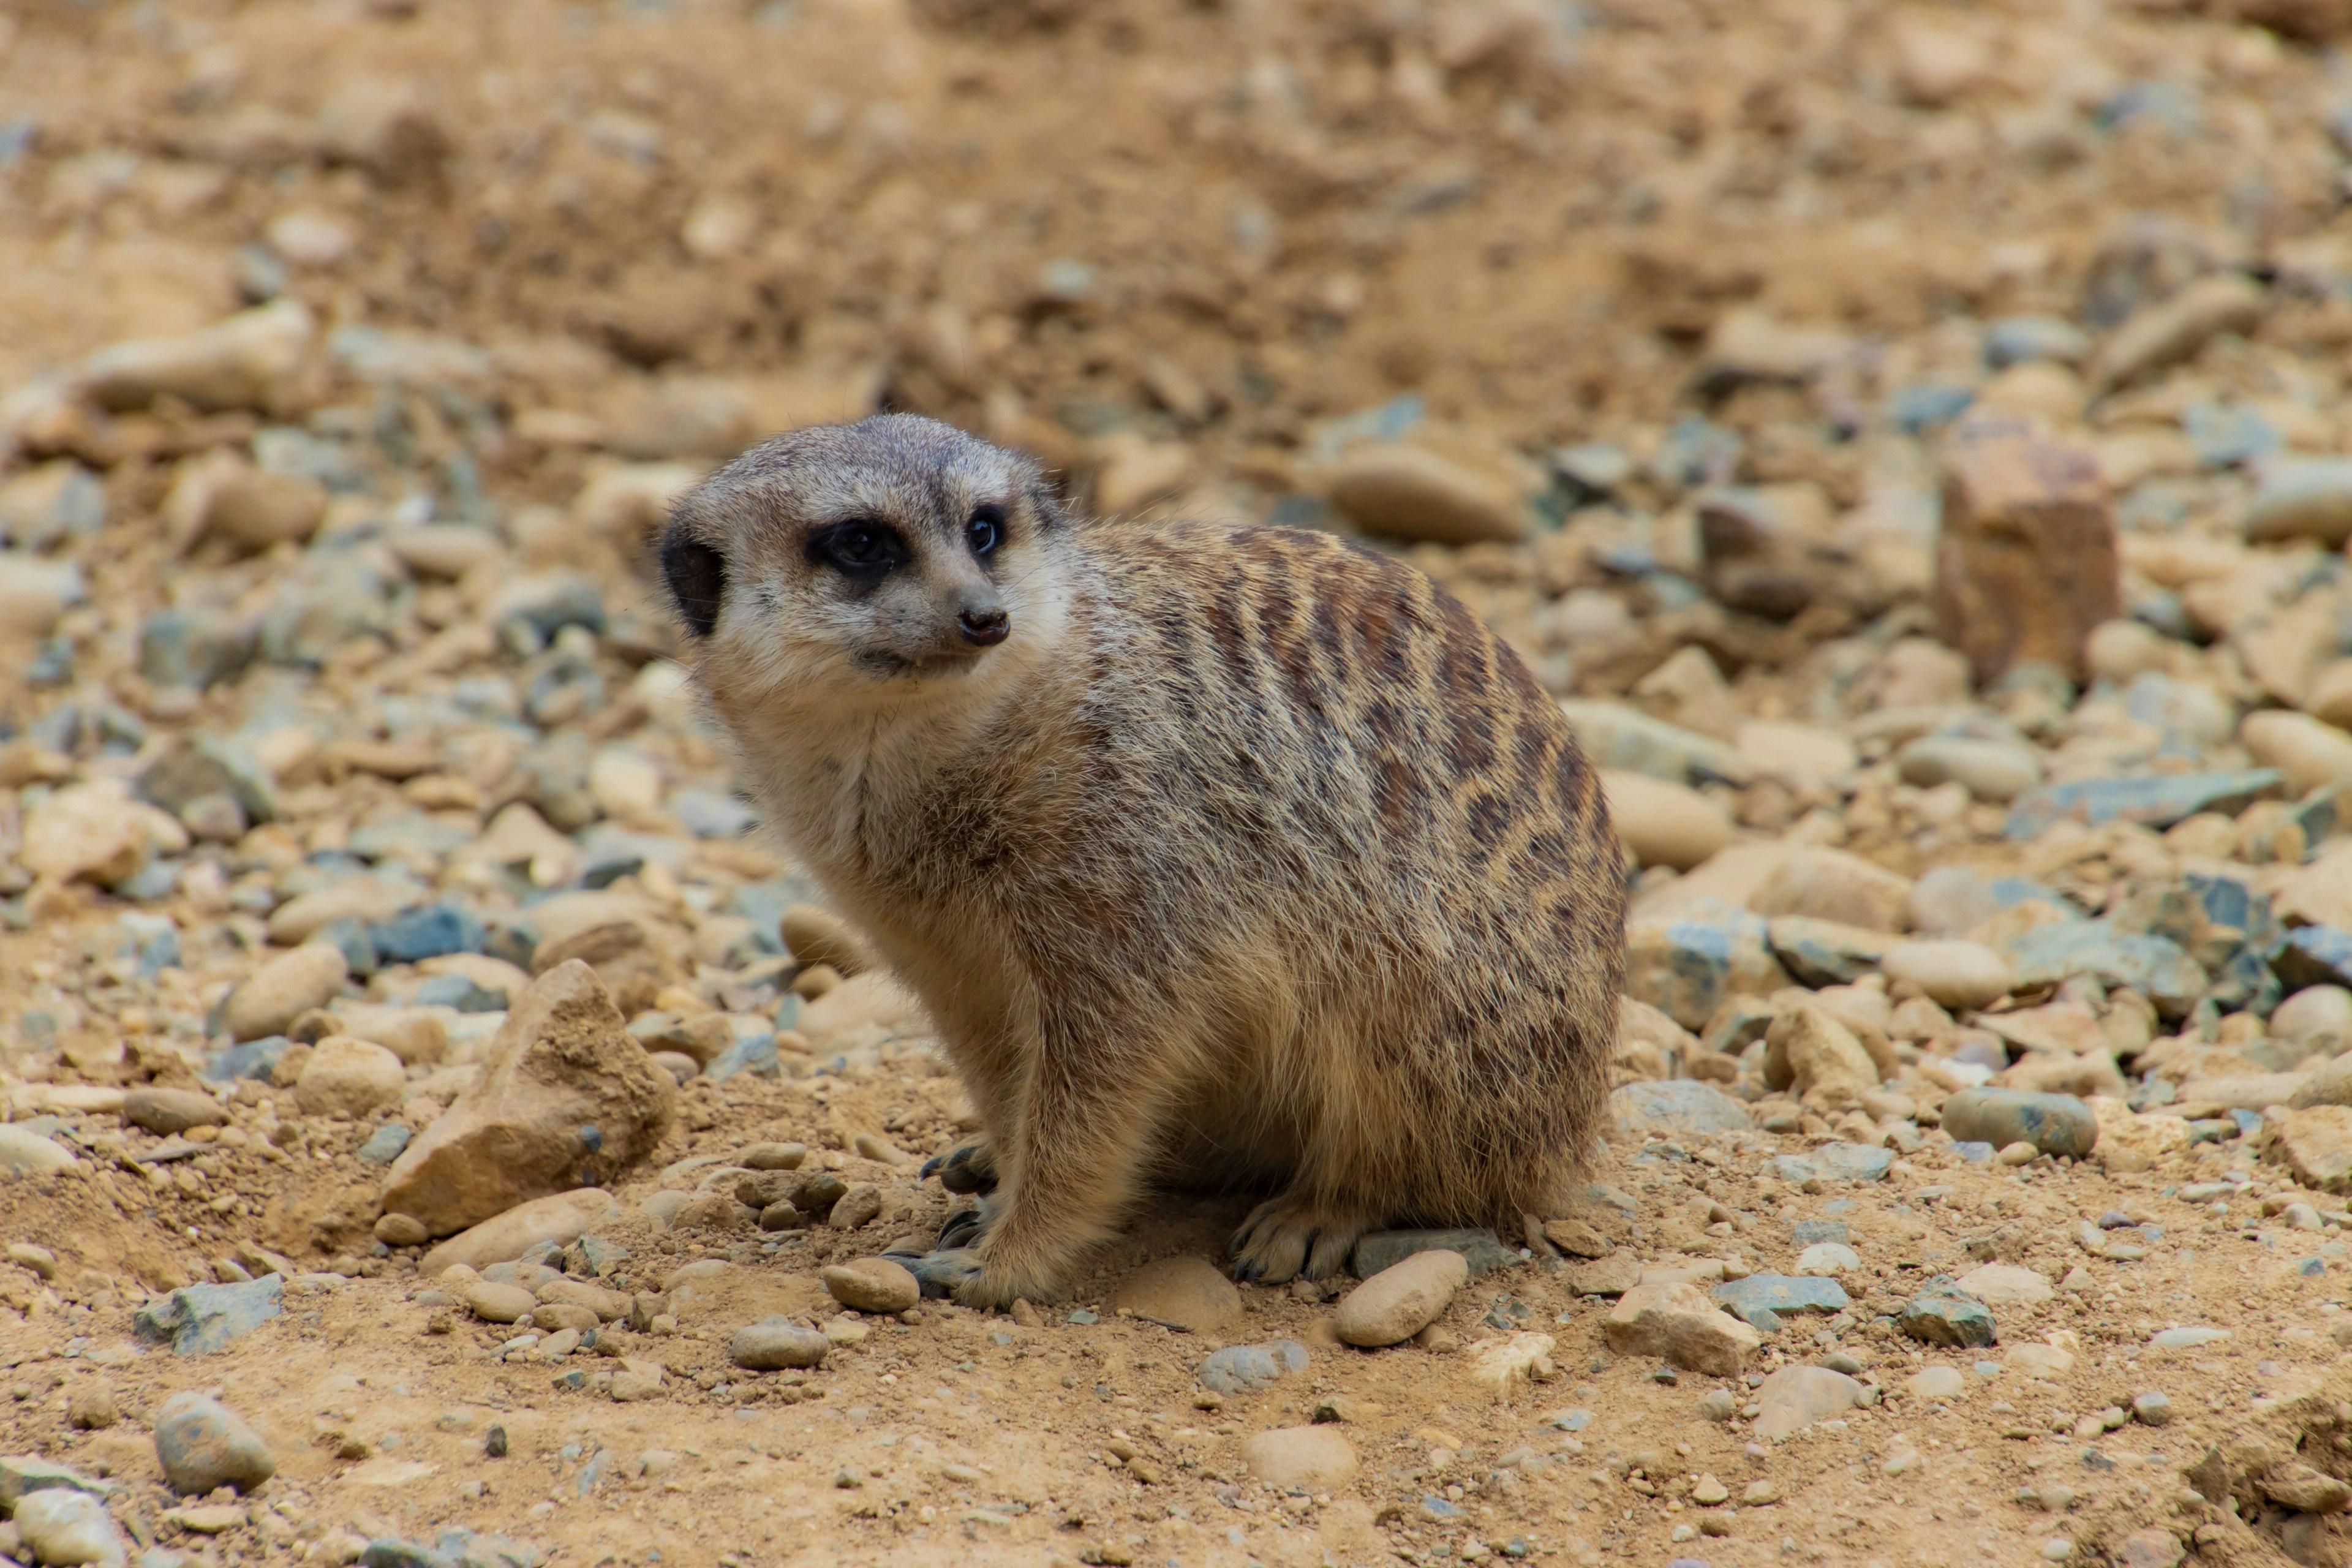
[660,414,1624,1308]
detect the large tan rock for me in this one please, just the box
[1602,1281,1760,1375]
[1931,418,2119,686]
[382,961,676,1237]
[1325,443,1529,546]
[2280,1106,2352,1194]
[1763,1004,1882,1098]
[417,1188,622,1275]
[81,300,315,413]
[1752,848,1913,933]
[222,943,350,1042]
[530,919,684,1017]
[1600,771,1734,872]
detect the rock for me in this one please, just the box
[1711,1275,1849,1331]
[1751,1365,1865,1441]
[2007,1342,2076,1379]
[14,1489,126,1568]
[0,1125,79,1176]
[369,903,486,965]
[153,1393,277,1495]
[2277,985,2352,1058]
[1795,1242,1860,1275]
[2261,1464,2352,1514]
[375,1213,430,1247]
[1602,1281,1762,1374]
[731,1321,829,1370]
[2132,1391,2174,1427]
[1905,1365,1967,1400]
[21,782,156,888]
[80,299,314,413]
[1630,646,1738,742]
[1559,701,1752,788]
[1624,910,1791,1030]
[1197,1340,1310,1395]
[1882,940,2014,1009]
[1767,916,1896,987]
[1111,1256,1242,1333]
[1932,418,2119,686]
[222,944,349,1043]
[418,1188,622,1274]
[1899,1278,1996,1347]
[2091,273,2264,393]
[1764,1005,1881,1099]
[1954,1264,2054,1310]
[1240,1427,1359,1490]
[2242,712,2352,796]
[820,1259,920,1315]
[2277,929,2352,995]
[1540,1218,1612,1259]
[1770,1142,1893,1184]
[530,921,686,1017]
[1609,1079,1752,1136]
[1736,721,1858,793]
[1350,1228,1515,1278]
[120,1087,228,1136]
[203,466,328,551]
[1939,1090,2098,1158]
[2005,771,2283,839]
[132,1277,284,1355]
[1895,737,2043,803]
[464,1282,538,1324]
[1333,1249,1468,1348]
[137,605,257,691]
[134,736,274,827]
[1695,486,1839,621]
[2244,457,2352,548]
[2279,1106,2352,1192]
[1753,848,1913,932]
[2002,922,2206,1020]
[383,961,675,1236]
[1600,771,1734,871]
[65,1387,116,1431]
[294,1036,407,1118]
[1565,1254,1643,1296]
[738,1142,808,1171]
[2098,1112,2193,1173]
[265,880,418,946]
[1464,1331,1556,1389]
[1326,443,1528,545]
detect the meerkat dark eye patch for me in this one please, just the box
[660,530,727,638]
[808,518,909,581]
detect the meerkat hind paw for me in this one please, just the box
[1229,1196,1363,1286]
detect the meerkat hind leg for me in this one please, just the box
[1229,1189,1369,1285]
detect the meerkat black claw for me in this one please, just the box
[936,1208,986,1251]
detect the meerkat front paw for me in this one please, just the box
[919,1137,999,1196]
[1229,1194,1366,1284]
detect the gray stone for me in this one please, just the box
[0,1457,114,1510]
[1770,1143,1891,1185]
[135,737,274,826]
[1197,1339,1310,1395]
[1712,1275,1850,1322]
[1752,1364,1866,1441]
[730,1320,829,1370]
[132,1276,284,1355]
[2003,922,2207,1019]
[1609,1079,1752,1136]
[1939,1090,2099,1158]
[355,1123,413,1166]
[1559,701,1751,787]
[153,1393,277,1495]
[2245,456,2352,548]
[1625,908,1790,1030]
[1900,1278,1997,1348]
[2005,771,2283,839]
[138,605,257,691]
[2276,927,2352,993]
[1790,1220,1849,1246]
[120,1088,228,1137]
[1766,916,1897,987]
[1350,1229,1515,1280]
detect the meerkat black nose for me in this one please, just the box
[959,605,1010,647]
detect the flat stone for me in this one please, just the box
[2148,1326,2228,1351]
[2093,273,2264,393]
[1882,940,2015,1010]
[1602,1281,1762,1374]
[464,1282,538,1324]
[1896,736,2042,802]
[356,1123,413,1166]
[1770,1142,1891,1185]
[2005,771,2283,840]
[1711,1275,1848,1324]
[1795,1242,1861,1275]
[1752,1364,1865,1441]
[222,943,349,1043]
[1624,908,1791,1030]
[2006,1342,2076,1379]
[1954,1264,2053,1310]
[120,1087,228,1136]
[731,1320,828,1370]
[295,1036,407,1119]
[1899,1278,1996,1348]
[1754,848,1913,933]
[369,902,486,965]
[1564,1254,1642,1296]
[418,1188,623,1275]
[1601,770,1734,871]
[1240,1426,1358,1490]
[0,1124,77,1175]
[0,1458,113,1510]
[1559,701,1752,788]
[1609,1079,1752,1136]
[2001,922,2207,1019]
[132,1276,284,1355]
[1349,1228,1514,1280]
[153,1393,276,1495]
[1326,442,1528,546]
[1334,1249,1468,1348]
[820,1259,919,1316]
[1767,916,1896,987]
[1940,1090,2098,1158]
[1464,1330,1556,1389]
[1197,1339,1309,1395]
[1111,1255,1242,1333]
[1904,1365,1968,1400]
[2245,456,2352,548]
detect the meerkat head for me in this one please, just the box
[658,414,1072,717]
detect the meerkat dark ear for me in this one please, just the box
[660,524,727,639]
[1027,475,1071,532]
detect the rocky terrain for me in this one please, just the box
[18,1,2352,1566]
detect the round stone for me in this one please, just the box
[1940,1088,2098,1158]
[464,1281,540,1324]
[374,1213,431,1248]
[1882,940,2015,1011]
[293,1035,407,1119]
[121,1087,228,1136]
[821,1259,921,1316]
[1332,1248,1468,1348]
[731,1320,830,1370]
[223,943,350,1043]
[15,1488,126,1567]
[1600,770,1735,872]
[1894,737,2042,803]
[154,1392,277,1495]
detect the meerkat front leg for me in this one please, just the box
[953,999,1173,1310]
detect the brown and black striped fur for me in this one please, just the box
[661,415,1624,1306]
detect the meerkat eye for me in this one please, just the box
[810,519,905,578]
[660,530,726,639]
[968,504,1005,558]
